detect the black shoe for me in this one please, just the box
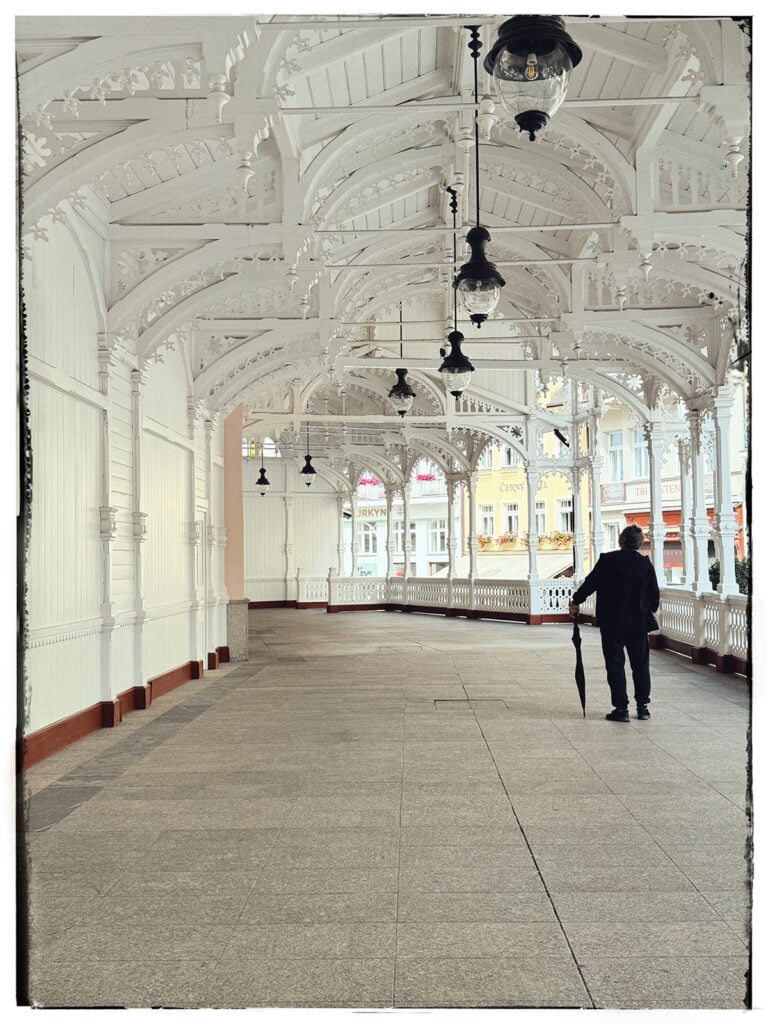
[605,708,630,722]
[637,705,650,720]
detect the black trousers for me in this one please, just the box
[599,628,651,709]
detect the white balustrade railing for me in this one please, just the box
[245,577,287,603]
[297,575,328,603]
[247,574,747,671]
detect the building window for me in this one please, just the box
[503,446,520,467]
[633,429,649,478]
[429,519,447,553]
[480,504,495,535]
[357,522,378,554]
[607,431,624,482]
[478,447,493,469]
[558,497,574,532]
[605,523,619,550]
[394,520,416,552]
[535,500,547,535]
[503,502,520,534]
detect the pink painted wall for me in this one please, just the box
[224,405,245,601]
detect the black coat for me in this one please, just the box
[572,548,660,634]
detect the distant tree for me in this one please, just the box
[709,557,750,595]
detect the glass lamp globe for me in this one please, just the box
[484,16,582,141]
[456,276,501,320]
[388,368,416,417]
[300,454,316,487]
[438,331,475,397]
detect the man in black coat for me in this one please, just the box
[569,524,660,722]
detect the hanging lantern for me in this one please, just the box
[484,16,582,141]
[299,423,316,487]
[438,330,475,397]
[388,368,416,417]
[256,465,270,496]
[454,226,506,327]
[299,454,316,487]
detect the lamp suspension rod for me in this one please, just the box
[399,300,403,359]
[468,24,482,229]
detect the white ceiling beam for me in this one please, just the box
[297,70,451,149]
[575,23,668,73]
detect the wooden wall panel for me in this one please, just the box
[25,632,102,736]
[243,491,287,581]
[142,345,190,435]
[144,609,190,680]
[142,432,191,609]
[295,496,341,576]
[27,383,102,630]
[24,222,101,391]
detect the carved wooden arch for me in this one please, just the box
[585,320,716,391]
[24,121,236,230]
[313,144,453,227]
[138,267,301,357]
[480,144,616,229]
[538,111,637,218]
[299,113,450,225]
[193,322,316,399]
[570,367,652,421]
[59,209,108,332]
[19,38,205,114]
[109,237,259,329]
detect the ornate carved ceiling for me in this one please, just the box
[17,14,750,476]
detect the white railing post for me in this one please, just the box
[327,567,339,610]
[296,567,304,605]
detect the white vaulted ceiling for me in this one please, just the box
[17,13,750,480]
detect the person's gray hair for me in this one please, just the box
[620,524,644,550]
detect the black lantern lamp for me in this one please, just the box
[484,16,582,142]
[439,330,475,397]
[388,302,416,417]
[439,185,475,398]
[455,26,506,327]
[256,444,270,497]
[299,423,316,487]
[454,225,506,327]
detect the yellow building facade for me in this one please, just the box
[467,434,591,578]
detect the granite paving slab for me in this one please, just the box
[21,608,750,1011]
[578,955,749,1009]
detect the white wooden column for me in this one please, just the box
[204,416,217,659]
[645,423,666,584]
[712,387,739,595]
[130,367,148,692]
[678,438,694,586]
[385,485,395,578]
[687,408,711,593]
[187,399,205,666]
[97,341,119,717]
[446,474,458,579]
[466,471,479,579]
[403,481,412,579]
[525,461,540,582]
[350,493,359,577]
[588,451,604,564]
[285,495,296,599]
[337,493,346,574]
[572,466,585,581]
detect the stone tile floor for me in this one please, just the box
[19,609,752,1010]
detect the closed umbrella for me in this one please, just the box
[571,612,586,717]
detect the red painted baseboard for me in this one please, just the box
[21,701,108,770]
[216,646,230,663]
[207,651,219,670]
[21,659,207,769]
[249,600,297,609]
